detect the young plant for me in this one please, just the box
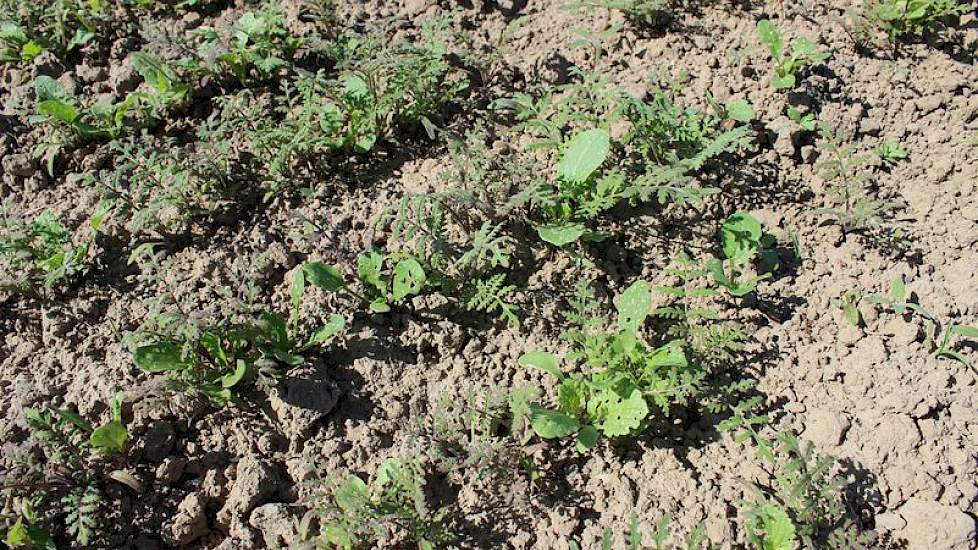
[569,516,712,550]
[190,4,302,84]
[131,51,190,118]
[873,140,907,165]
[130,261,345,406]
[302,457,454,550]
[854,0,971,45]
[569,0,674,30]
[831,287,865,327]
[519,280,702,450]
[3,396,132,548]
[816,127,899,236]
[31,76,141,140]
[0,22,44,62]
[756,20,830,90]
[740,433,875,549]
[0,201,109,293]
[787,107,817,132]
[707,212,774,297]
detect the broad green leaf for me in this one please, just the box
[771,74,795,90]
[529,404,580,438]
[890,276,906,301]
[647,341,687,368]
[369,298,391,313]
[33,75,65,101]
[303,261,346,292]
[5,518,30,547]
[334,475,369,512]
[518,351,563,380]
[757,19,783,59]
[595,389,648,437]
[721,212,763,265]
[536,223,585,246]
[615,280,652,334]
[575,425,599,452]
[726,99,754,123]
[90,421,128,454]
[357,250,386,292]
[58,409,93,433]
[37,99,78,124]
[22,40,43,61]
[756,504,796,550]
[306,314,345,347]
[392,258,425,301]
[133,342,189,373]
[259,312,289,348]
[558,128,610,183]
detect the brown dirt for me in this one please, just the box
[2,0,977,549]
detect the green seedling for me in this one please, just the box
[536,127,619,247]
[757,20,830,90]
[31,76,142,140]
[356,249,428,313]
[873,140,907,165]
[569,515,711,550]
[0,22,44,62]
[857,0,971,44]
[519,280,696,450]
[707,212,774,297]
[705,92,755,125]
[0,201,109,292]
[831,288,865,327]
[787,107,816,131]
[131,51,189,117]
[309,457,454,550]
[190,5,302,84]
[4,498,53,549]
[132,261,345,406]
[570,0,673,29]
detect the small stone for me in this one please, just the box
[898,499,976,550]
[883,316,921,347]
[802,409,851,447]
[165,493,209,546]
[156,457,188,485]
[767,115,798,157]
[2,153,35,177]
[249,503,300,547]
[141,421,176,463]
[109,54,141,94]
[268,376,340,442]
[216,456,284,531]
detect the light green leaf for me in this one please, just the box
[518,351,563,380]
[721,211,763,265]
[595,389,648,437]
[133,342,190,373]
[647,340,687,368]
[306,314,345,347]
[771,73,796,90]
[90,421,128,454]
[38,99,78,124]
[529,404,580,438]
[536,223,585,246]
[303,261,347,292]
[558,128,610,183]
[757,19,783,59]
[615,280,652,334]
[950,325,978,339]
[392,258,426,301]
[726,99,754,122]
[221,360,248,389]
[756,504,796,550]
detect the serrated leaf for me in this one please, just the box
[133,342,189,373]
[529,404,580,438]
[518,351,563,380]
[558,128,610,183]
[392,258,425,301]
[594,389,648,437]
[615,280,652,334]
[756,504,796,550]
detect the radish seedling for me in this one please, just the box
[757,20,830,90]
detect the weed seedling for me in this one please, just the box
[854,0,971,46]
[303,457,454,550]
[0,22,43,62]
[787,107,817,131]
[707,212,774,297]
[757,20,830,90]
[873,140,907,165]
